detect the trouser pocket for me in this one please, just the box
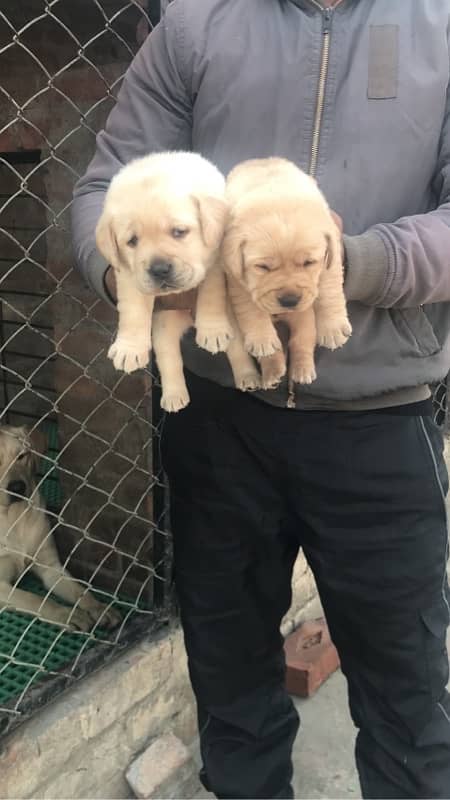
[421,600,450,711]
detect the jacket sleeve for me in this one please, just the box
[344,85,450,309]
[71,1,191,303]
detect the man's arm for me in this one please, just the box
[344,85,450,309]
[71,2,191,304]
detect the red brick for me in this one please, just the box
[284,617,340,698]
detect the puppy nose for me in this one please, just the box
[278,293,301,309]
[149,260,173,279]
[7,480,27,499]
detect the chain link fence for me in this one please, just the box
[0,0,174,737]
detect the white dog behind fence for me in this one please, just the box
[0,425,120,631]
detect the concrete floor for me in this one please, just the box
[293,668,359,800]
[291,594,359,800]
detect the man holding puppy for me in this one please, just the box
[72,1,450,797]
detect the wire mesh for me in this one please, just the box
[0,0,172,737]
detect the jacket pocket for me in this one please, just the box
[367,25,398,100]
[390,307,441,357]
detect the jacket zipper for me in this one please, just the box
[308,2,341,177]
[287,1,339,408]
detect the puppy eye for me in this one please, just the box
[17,451,27,461]
[127,234,138,248]
[303,259,317,268]
[171,227,189,239]
[256,264,271,272]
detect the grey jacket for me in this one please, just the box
[72,0,450,410]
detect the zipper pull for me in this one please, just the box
[323,8,332,34]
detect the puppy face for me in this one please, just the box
[0,426,43,508]
[96,182,227,296]
[223,199,335,315]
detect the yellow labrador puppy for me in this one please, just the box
[0,426,120,631]
[96,151,234,373]
[222,158,352,388]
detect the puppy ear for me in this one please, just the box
[192,195,228,249]
[95,210,122,269]
[18,426,47,472]
[222,222,246,280]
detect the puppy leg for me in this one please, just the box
[228,277,282,357]
[225,307,261,391]
[287,307,317,385]
[108,269,154,372]
[0,580,96,631]
[153,310,194,412]
[315,227,352,350]
[33,532,121,630]
[195,262,234,354]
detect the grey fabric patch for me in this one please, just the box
[368,25,398,100]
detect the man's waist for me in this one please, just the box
[179,358,432,415]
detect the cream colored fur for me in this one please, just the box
[96,151,233,374]
[222,157,352,387]
[0,426,120,631]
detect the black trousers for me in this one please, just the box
[161,373,450,800]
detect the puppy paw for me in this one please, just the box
[316,318,352,350]
[58,606,93,632]
[234,369,262,392]
[83,599,122,631]
[260,352,287,390]
[290,361,317,385]
[161,389,190,413]
[244,332,282,358]
[97,605,122,630]
[196,322,234,354]
[108,338,150,373]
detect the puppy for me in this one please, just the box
[0,426,121,631]
[96,151,234,373]
[222,158,352,388]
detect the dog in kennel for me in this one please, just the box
[0,425,120,631]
